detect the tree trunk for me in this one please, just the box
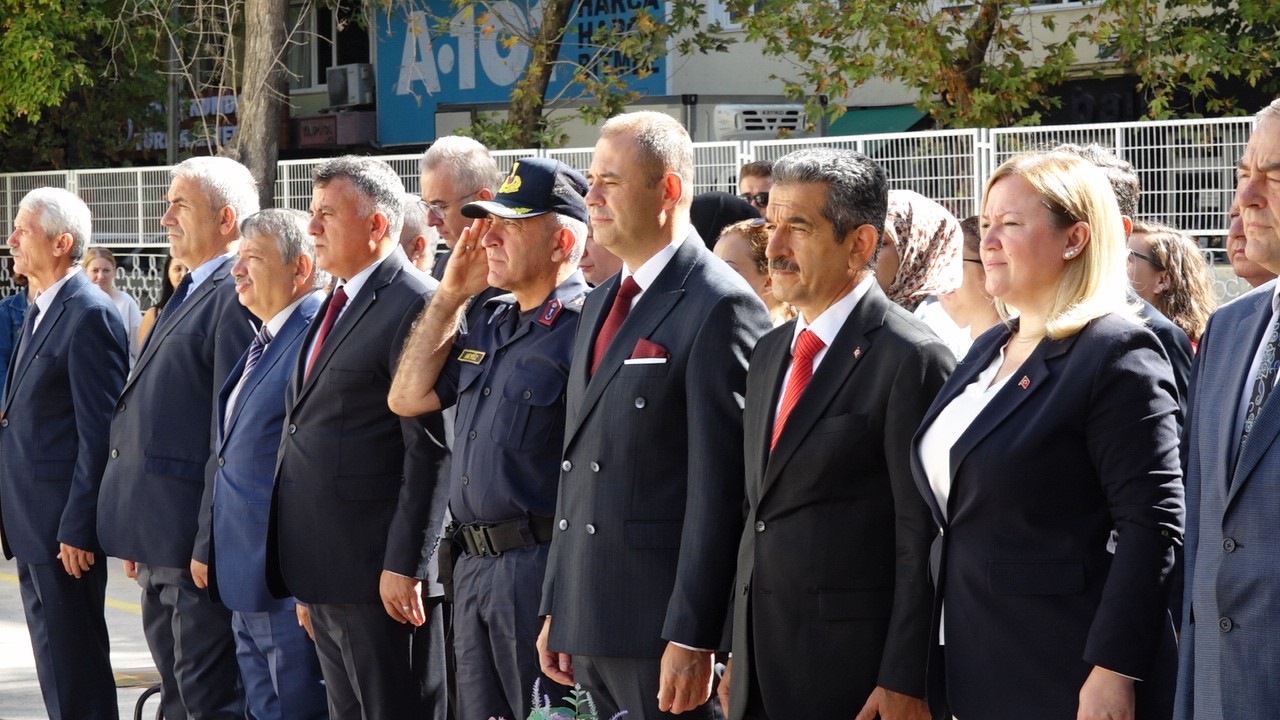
[508,0,575,147]
[231,0,287,208]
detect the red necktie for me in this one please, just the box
[772,329,825,450]
[591,276,642,375]
[306,286,348,380]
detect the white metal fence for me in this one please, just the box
[0,116,1258,307]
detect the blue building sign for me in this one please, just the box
[375,0,669,147]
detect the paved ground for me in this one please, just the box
[0,555,160,720]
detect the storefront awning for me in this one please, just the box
[828,105,929,136]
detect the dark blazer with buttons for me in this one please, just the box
[0,271,128,563]
[911,314,1183,720]
[1176,281,1280,720]
[97,256,256,568]
[539,233,772,657]
[205,291,321,612]
[728,282,952,719]
[267,250,450,604]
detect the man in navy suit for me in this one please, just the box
[536,111,772,719]
[97,156,257,720]
[1177,98,1280,720]
[0,188,128,720]
[268,155,449,719]
[198,208,328,720]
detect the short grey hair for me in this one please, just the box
[18,187,92,263]
[171,156,260,223]
[314,155,406,239]
[772,148,887,247]
[1257,97,1280,123]
[420,136,501,194]
[600,111,695,200]
[240,207,328,290]
[552,213,588,263]
[399,193,440,260]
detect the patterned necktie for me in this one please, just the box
[591,276,641,375]
[13,303,40,368]
[157,273,193,328]
[772,329,826,451]
[225,324,274,429]
[306,286,348,380]
[1241,312,1280,448]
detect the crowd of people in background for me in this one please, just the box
[1,99,1278,720]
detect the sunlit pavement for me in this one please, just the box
[0,556,158,720]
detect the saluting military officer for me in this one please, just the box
[389,157,590,720]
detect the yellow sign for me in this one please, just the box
[458,349,487,364]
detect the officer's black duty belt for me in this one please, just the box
[448,516,554,558]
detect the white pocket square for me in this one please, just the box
[623,357,668,365]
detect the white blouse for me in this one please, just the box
[918,345,1012,520]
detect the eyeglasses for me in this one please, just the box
[738,192,769,208]
[423,189,481,219]
[962,258,983,265]
[1128,248,1166,271]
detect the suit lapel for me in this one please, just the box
[4,273,84,412]
[294,257,401,406]
[565,240,697,443]
[1226,292,1280,499]
[760,290,888,499]
[128,256,233,390]
[221,292,322,448]
[744,326,792,506]
[945,325,1077,504]
[564,278,612,441]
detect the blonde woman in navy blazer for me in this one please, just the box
[910,152,1184,720]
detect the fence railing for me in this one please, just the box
[0,115,1257,307]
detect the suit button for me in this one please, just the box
[1219,617,1233,632]
[755,521,766,533]
[461,475,469,485]
[0,419,7,428]
[586,524,596,535]
[562,460,572,472]
[523,390,532,399]
[634,397,646,409]
[468,430,477,440]
[1223,538,1237,552]
[288,424,297,434]
[590,462,601,473]
[110,449,119,459]
[117,401,126,412]
[483,387,491,396]
[218,457,225,467]
[559,519,568,530]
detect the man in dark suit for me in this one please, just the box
[97,156,257,720]
[0,188,128,720]
[1177,98,1280,720]
[199,208,327,720]
[717,148,951,720]
[536,111,772,719]
[267,155,449,720]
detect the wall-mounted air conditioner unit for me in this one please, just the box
[326,63,374,109]
[710,104,809,141]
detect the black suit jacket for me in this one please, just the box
[267,250,450,604]
[728,283,952,719]
[98,256,256,568]
[0,272,128,563]
[540,233,772,657]
[910,315,1183,720]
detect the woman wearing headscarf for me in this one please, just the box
[877,189,964,311]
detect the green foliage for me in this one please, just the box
[505,680,626,720]
[1099,0,1280,118]
[0,0,166,169]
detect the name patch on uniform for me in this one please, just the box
[539,299,563,326]
[458,349,487,364]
